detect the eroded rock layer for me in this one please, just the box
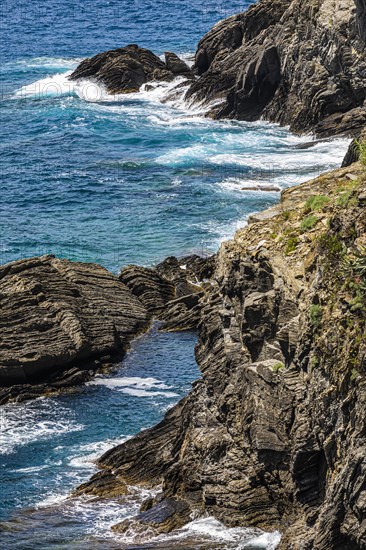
[80,163,366,549]
[0,255,149,402]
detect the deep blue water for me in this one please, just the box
[0,1,349,548]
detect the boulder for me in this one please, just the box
[69,44,192,93]
[164,52,193,77]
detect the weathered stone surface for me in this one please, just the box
[119,255,215,330]
[119,265,176,314]
[0,255,149,402]
[186,0,366,137]
[342,127,366,167]
[79,164,366,549]
[164,52,193,77]
[69,44,192,93]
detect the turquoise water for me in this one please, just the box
[0,1,349,547]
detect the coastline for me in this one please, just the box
[2,0,366,548]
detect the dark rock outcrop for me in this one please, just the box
[113,497,192,535]
[0,253,214,405]
[356,0,366,42]
[69,44,192,93]
[186,0,366,136]
[119,254,215,330]
[0,255,149,403]
[342,127,366,166]
[69,1,366,139]
[78,164,366,549]
[164,52,193,78]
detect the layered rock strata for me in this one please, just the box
[78,162,366,549]
[0,256,149,403]
[0,254,212,404]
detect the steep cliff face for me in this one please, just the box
[187,0,366,136]
[356,0,366,41]
[79,163,366,549]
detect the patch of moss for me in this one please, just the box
[300,215,318,232]
[305,194,330,212]
[350,368,360,382]
[336,190,358,208]
[272,362,285,373]
[285,235,299,255]
[317,233,345,259]
[355,139,366,168]
[310,304,323,328]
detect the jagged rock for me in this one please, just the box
[0,255,149,402]
[69,44,192,93]
[342,127,366,167]
[119,255,215,328]
[186,0,366,136]
[74,470,128,498]
[164,52,193,77]
[119,265,176,314]
[356,0,366,42]
[159,292,203,332]
[79,164,366,549]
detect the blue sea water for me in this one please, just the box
[0,1,349,548]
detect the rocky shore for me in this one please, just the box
[69,0,366,141]
[74,160,366,549]
[2,0,366,548]
[0,254,213,405]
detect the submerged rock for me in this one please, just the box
[79,163,366,549]
[69,44,193,94]
[0,255,149,403]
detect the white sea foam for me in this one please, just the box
[88,375,168,389]
[0,398,84,455]
[9,464,49,474]
[119,387,179,398]
[114,515,281,548]
[35,492,69,509]
[87,375,179,398]
[68,437,129,469]
[3,56,83,71]
[14,71,75,98]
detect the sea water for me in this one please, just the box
[0,1,349,548]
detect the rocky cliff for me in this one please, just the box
[187,0,366,136]
[77,162,366,549]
